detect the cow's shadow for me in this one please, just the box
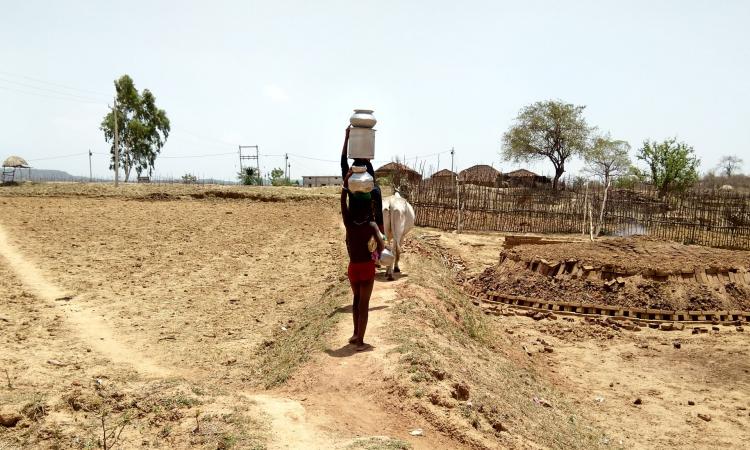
[375,272,407,282]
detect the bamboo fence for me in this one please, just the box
[408,180,750,250]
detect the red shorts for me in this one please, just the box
[348,261,376,284]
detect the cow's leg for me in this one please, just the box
[392,229,401,275]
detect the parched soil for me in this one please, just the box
[406,230,750,449]
[471,236,750,311]
[504,236,750,273]
[3,182,749,449]
[0,184,470,450]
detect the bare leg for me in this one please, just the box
[356,279,375,351]
[350,280,360,344]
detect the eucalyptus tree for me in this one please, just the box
[100,75,170,181]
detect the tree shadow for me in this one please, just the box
[324,343,376,358]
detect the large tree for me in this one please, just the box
[100,75,170,181]
[502,100,591,189]
[636,138,700,196]
[584,133,632,186]
[716,155,743,177]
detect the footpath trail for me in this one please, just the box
[259,273,464,450]
[0,223,170,378]
[0,221,461,449]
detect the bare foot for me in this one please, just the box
[348,335,357,345]
[356,343,372,352]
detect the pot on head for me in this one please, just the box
[350,109,377,128]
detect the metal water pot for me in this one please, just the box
[379,248,395,266]
[348,128,376,159]
[348,166,374,193]
[349,109,377,128]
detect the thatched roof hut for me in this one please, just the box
[500,168,551,187]
[2,156,30,168]
[375,162,422,185]
[429,168,457,186]
[458,165,500,187]
[431,169,457,179]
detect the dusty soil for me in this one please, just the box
[0,184,463,449]
[406,230,750,449]
[504,236,750,273]
[3,182,748,449]
[471,236,750,311]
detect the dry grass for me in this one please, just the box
[250,279,351,388]
[385,249,606,449]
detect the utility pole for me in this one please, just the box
[450,146,455,173]
[285,153,289,181]
[287,162,291,183]
[239,145,260,185]
[88,149,92,182]
[113,98,119,186]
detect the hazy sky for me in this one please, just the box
[1,0,748,181]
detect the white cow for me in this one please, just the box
[382,192,415,280]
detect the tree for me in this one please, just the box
[636,138,700,196]
[100,75,170,182]
[237,167,259,185]
[502,100,591,189]
[181,173,197,184]
[270,167,295,186]
[583,133,632,236]
[584,133,632,186]
[717,155,743,177]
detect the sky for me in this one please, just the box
[1,0,749,181]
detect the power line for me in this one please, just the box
[0,76,106,102]
[0,84,104,104]
[159,151,236,159]
[0,71,110,97]
[27,152,89,162]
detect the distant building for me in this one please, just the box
[500,169,551,187]
[458,165,500,187]
[428,168,457,186]
[302,175,343,187]
[374,162,422,186]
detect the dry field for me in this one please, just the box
[1,182,749,449]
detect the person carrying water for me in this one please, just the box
[341,167,385,351]
[341,126,384,234]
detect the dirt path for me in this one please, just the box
[1,220,460,448]
[267,273,466,450]
[0,223,171,378]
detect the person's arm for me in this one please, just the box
[371,222,385,253]
[364,159,375,178]
[340,127,351,178]
[372,186,384,233]
[340,169,352,223]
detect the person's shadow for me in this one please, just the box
[325,343,375,357]
[326,304,390,318]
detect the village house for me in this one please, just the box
[458,164,500,187]
[374,162,422,186]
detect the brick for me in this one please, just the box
[695,268,708,284]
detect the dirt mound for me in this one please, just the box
[471,236,750,312]
[505,236,750,272]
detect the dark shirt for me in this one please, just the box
[344,221,376,263]
[341,151,384,232]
